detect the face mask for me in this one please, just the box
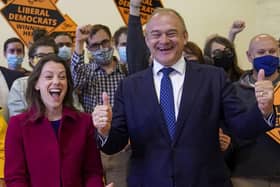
[91,48,114,65]
[6,54,23,69]
[213,50,234,71]
[253,55,279,77]
[58,46,72,61]
[118,46,127,63]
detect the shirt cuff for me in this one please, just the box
[97,134,108,147]
[264,112,275,127]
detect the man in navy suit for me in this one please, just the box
[93,8,275,187]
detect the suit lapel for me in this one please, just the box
[173,62,203,145]
[140,66,173,144]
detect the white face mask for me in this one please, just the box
[58,46,72,61]
[90,47,114,66]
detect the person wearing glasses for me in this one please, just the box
[204,35,244,82]
[71,24,131,187]
[71,24,128,113]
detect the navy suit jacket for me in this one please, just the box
[101,62,272,187]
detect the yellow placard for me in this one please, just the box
[1,0,65,46]
[50,14,77,40]
[114,0,163,25]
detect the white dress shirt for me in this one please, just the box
[153,56,186,120]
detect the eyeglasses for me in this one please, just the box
[88,39,111,51]
[7,48,23,54]
[56,42,72,48]
[212,48,234,59]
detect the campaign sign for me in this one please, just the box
[1,0,65,45]
[2,0,58,5]
[114,0,163,25]
[51,14,77,40]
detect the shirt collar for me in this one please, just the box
[153,56,186,76]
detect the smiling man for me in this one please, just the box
[93,8,276,187]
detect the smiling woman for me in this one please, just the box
[4,54,104,187]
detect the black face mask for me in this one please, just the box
[212,49,234,71]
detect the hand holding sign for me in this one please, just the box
[254,69,274,117]
[92,92,112,137]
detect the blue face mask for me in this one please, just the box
[253,55,279,77]
[58,46,72,61]
[6,54,23,69]
[118,46,127,63]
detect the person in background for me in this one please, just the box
[28,28,48,48]
[5,54,104,187]
[93,6,275,187]
[7,37,58,117]
[3,37,30,76]
[71,24,128,113]
[113,26,128,64]
[1,38,27,121]
[71,24,131,187]
[204,35,244,82]
[50,32,74,62]
[0,66,25,122]
[183,41,214,64]
[231,34,280,187]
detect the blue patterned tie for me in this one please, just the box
[160,68,176,140]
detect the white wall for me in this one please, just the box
[0,0,276,71]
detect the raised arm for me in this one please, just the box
[127,0,150,74]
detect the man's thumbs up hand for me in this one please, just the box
[92,92,112,137]
[257,69,265,81]
[255,69,274,117]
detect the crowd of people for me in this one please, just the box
[0,0,279,186]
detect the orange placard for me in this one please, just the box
[266,83,280,144]
[114,0,163,25]
[50,14,77,39]
[2,0,58,4]
[1,0,65,46]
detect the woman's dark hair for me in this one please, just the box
[113,26,128,47]
[184,41,205,64]
[28,36,58,58]
[204,35,243,81]
[32,28,48,43]
[26,54,75,119]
